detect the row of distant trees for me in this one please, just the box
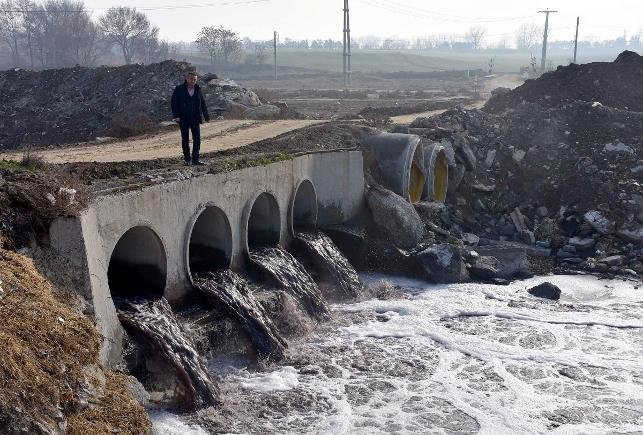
[1,1,641,70]
[0,0,169,68]
[266,24,642,52]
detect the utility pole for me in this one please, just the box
[573,16,579,63]
[273,31,278,80]
[343,0,351,88]
[538,9,557,72]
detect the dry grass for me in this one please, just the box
[68,373,151,435]
[0,249,150,433]
[21,149,49,171]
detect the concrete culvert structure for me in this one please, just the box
[188,205,233,277]
[422,142,449,203]
[107,226,167,299]
[363,132,427,203]
[247,192,281,250]
[291,179,318,233]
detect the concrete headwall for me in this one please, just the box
[52,150,364,365]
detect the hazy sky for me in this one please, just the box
[81,0,642,45]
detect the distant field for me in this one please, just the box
[183,48,626,75]
[274,49,623,74]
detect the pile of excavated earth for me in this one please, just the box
[377,50,642,282]
[0,60,298,150]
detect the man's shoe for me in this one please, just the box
[183,160,191,166]
[192,161,205,166]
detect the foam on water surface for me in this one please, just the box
[235,366,300,393]
[151,411,209,435]
[188,274,643,433]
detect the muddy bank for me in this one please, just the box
[0,249,150,434]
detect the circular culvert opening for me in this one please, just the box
[108,226,167,299]
[247,192,281,250]
[409,145,426,204]
[291,179,318,234]
[433,150,448,203]
[188,205,233,277]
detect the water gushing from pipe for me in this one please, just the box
[249,247,330,321]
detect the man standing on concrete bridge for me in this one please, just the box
[171,70,210,166]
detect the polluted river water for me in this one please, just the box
[151,273,643,434]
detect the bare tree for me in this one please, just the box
[196,25,220,66]
[465,26,486,50]
[5,0,102,69]
[99,7,153,64]
[195,25,242,67]
[515,23,541,50]
[219,27,242,65]
[16,0,38,67]
[135,26,169,64]
[0,0,23,65]
[66,3,103,66]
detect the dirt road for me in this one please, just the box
[0,119,324,164]
[0,74,523,164]
[390,74,523,124]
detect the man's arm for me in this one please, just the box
[171,86,180,120]
[200,91,210,122]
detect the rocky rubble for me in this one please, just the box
[0,61,295,150]
[387,51,642,281]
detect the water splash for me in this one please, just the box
[194,269,288,360]
[295,230,362,300]
[249,247,330,321]
[116,297,220,410]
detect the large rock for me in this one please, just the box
[584,210,614,234]
[474,245,531,279]
[366,186,425,249]
[527,282,561,300]
[468,255,500,280]
[416,243,469,283]
[206,78,262,107]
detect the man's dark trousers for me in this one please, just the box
[180,120,201,163]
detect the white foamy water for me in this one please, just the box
[236,366,300,392]
[197,273,643,434]
[151,411,209,435]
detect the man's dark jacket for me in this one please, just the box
[171,81,210,124]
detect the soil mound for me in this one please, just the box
[484,50,643,113]
[0,61,274,150]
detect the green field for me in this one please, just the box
[275,48,623,74]
[183,48,625,75]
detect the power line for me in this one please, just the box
[0,0,271,13]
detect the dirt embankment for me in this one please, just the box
[0,249,150,434]
[484,50,643,113]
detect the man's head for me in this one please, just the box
[186,71,198,86]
